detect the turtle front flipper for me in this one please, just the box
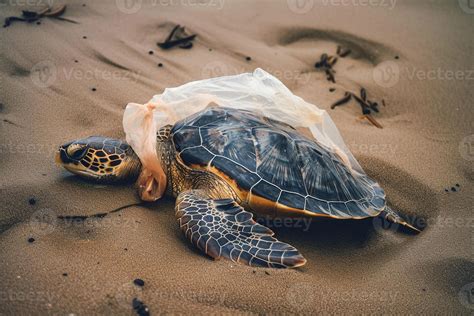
[175,190,306,268]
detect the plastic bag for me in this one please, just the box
[123,68,363,201]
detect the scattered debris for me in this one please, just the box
[330,88,383,128]
[337,45,351,58]
[133,279,145,287]
[132,298,150,316]
[352,93,371,115]
[3,119,22,127]
[446,184,460,192]
[360,88,367,101]
[157,24,196,50]
[3,5,67,28]
[264,271,270,275]
[315,53,336,83]
[361,114,383,129]
[330,92,351,109]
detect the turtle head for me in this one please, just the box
[56,136,142,183]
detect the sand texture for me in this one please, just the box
[0,0,473,314]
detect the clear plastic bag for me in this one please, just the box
[123,68,363,201]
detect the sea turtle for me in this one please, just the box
[56,106,419,268]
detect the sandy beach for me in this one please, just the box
[0,0,473,314]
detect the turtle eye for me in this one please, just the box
[66,144,88,160]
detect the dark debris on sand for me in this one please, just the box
[330,88,383,129]
[132,298,150,316]
[314,46,352,83]
[133,279,145,287]
[314,53,337,83]
[336,45,351,58]
[3,5,67,28]
[158,24,196,50]
[445,183,460,192]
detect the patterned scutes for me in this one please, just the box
[171,107,385,218]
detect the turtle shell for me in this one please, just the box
[170,107,385,219]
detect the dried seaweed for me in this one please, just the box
[368,101,379,113]
[337,47,351,58]
[157,25,197,50]
[360,88,367,101]
[331,87,385,129]
[3,5,67,28]
[315,53,337,83]
[330,92,351,109]
[352,93,371,115]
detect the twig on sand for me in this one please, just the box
[43,5,66,17]
[361,114,383,129]
[3,5,67,28]
[157,25,197,50]
[337,47,351,58]
[352,93,372,115]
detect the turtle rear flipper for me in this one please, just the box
[379,207,423,234]
[175,190,307,268]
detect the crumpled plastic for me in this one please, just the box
[123,68,363,201]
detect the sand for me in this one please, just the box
[0,0,473,314]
